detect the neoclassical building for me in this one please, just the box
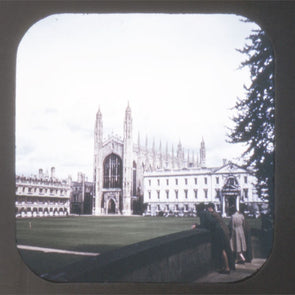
[143,161,262,217]
[15,167,71,218]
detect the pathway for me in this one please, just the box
[17,244,100,256]
[195,258,266,283]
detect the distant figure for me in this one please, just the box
[229,209,247,264]
[239,204,253,262]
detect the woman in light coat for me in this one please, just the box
[229,209,247,263]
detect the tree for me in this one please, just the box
[228,27,275,218]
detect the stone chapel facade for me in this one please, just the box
[93,104,206,216]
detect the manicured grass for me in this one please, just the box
[16,216,198,253]
[16,215,262,277]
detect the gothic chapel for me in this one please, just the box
[93,103,206,215]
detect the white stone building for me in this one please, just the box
[15,167,71,218]
[143,162,263,217]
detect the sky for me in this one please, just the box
[16,13,260,180]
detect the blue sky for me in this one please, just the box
[16,13,260,180]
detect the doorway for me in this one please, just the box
[108,199,116,214]
[225,195,237,216]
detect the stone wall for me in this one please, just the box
[43,228,214,283]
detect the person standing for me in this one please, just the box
[192,203,234,274]
[207,203,234,273]
[239,204,252,262]
[229,209,247,264]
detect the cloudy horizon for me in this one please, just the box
[16,13,259,180]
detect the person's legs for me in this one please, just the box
[222,250,230,270]
[220,249,230,272]
[238,252,246,263]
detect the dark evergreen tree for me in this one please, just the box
[228,28,275,218]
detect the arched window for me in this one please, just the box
[103,154,122,188]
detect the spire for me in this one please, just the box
[152,138,156,171]
[172,144,175,169]
[177,140,183,168]
[95,106,102,128]
[137,132,141,148]
[96,105,102,117]
[125,101,132,118]
[187,149,190,167]
[95,106,103,148]
[200,137,206,167]
[159,141,163,169]
[124,102,132,140]
[165,142,169,168]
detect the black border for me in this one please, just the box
[1,1,295,294]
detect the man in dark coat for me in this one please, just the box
[207,203,234,273]
[192,203,234,273]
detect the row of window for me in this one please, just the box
[16,179,68,187]
[16,186,68,195]
[147,188,248,200]
[148,176,248,186]
[148,189,209,200]
[16,201,69,206]
[147,204,200,212]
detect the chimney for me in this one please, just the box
[222,159,227,166]
[38,169,43,178]
[51,167,56,179]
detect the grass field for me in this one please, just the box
[16,216,199,252]
[16,215,261,276]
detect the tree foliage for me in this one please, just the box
[228,28,275,217]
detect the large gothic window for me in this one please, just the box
[103,154,122,189]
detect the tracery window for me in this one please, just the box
[103,153,122,188]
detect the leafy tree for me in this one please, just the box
[228,27,275,218]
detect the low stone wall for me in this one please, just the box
[43,228,214,283]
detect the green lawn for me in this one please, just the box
[16,216,198,253]
[16,215,261,277]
